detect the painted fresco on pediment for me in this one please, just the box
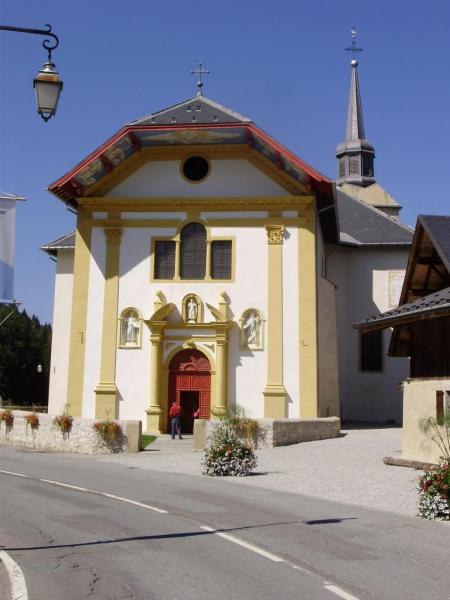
[104,137,134,166]
[75,159,105,187]
[137,128,244,146]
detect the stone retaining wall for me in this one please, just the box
[0,410,142,454]
[194,417,340,450]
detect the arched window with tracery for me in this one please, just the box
[180,222,206,279]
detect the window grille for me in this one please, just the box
[180,223,206,279]
[154,241,176,279]
[360,330,383,371]
[211,240,232,279]
[338,158,346,177]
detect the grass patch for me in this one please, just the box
[141,434,157,448]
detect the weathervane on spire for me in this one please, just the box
[191,63,210,96]
[345,27,363,63]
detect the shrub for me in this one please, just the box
[227,405,259,446]
[417,459,450,521]
[202,422,257,477]
[54,414,73,434]
[0,409,14,428]
[93,420,122,442]
[420,414,450,462]
[25,413,39,429]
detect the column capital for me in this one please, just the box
[266,224,285,245]
[104,227,122,244]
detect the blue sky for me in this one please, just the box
[1,0,449,323]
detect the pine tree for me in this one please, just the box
[0,305,51,406]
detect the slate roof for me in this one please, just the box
[355,286,450,331]
[41,232,75,256]
[128,96,251,126]
[336,189,413,246]
[419,215,450,273]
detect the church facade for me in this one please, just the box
[45,95,340,433]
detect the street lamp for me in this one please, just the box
[0,23,63,121]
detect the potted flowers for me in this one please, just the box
[93,419,123,443]
[0,409,14,429]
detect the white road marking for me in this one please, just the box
[40,479,88,491]
[200,525,285,562]
[324,583,361,600]
[0,551,28,600]
[101,492,168,514]
[0,469,30,478]
[1,469,361,598]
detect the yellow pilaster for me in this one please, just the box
[146,323,165,433]
[213,334,228,417]
[263,224,287,418]
[206,239,212,278]
[298,213,318,417]
[94,226,122,418]
[66,210,92,416]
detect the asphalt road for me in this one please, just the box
[0,446,449,600]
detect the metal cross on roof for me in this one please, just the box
[345,27,363,60]
[191,63,210,96]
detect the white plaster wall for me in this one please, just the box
[82,228,106,418]
[111,223,268,420]
[107,159,288,197]
[328,246,410,424]
[282,227,300,418]
[402,378,450,463]
[48,250,74,415]
[116,228,152,421]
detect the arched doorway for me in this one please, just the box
[168,349,211,434]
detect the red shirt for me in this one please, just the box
[169,404,182,418]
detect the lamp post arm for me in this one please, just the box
[0,24,59,61]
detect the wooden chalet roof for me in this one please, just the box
[355,215,450,356]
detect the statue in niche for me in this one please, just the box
[123,312,140,344]
[242,311,260,346]
[186,297,198,323]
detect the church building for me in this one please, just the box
[44,79,340,433]
[328,48,413,424]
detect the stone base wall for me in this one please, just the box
[194,417,340,450]
[0,410,142,454]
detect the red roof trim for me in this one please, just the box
[49,122,332,199]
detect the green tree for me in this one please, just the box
[0,305,51,406]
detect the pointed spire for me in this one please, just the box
[336,28,375,187]
[346,59,365,141]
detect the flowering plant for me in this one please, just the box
[93,420,122,442]
[54,414,73,434]
[417,459,450,521]
[0,409,14,428]
[25,413,40,429]
[202,422,257,477]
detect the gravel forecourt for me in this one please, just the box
[100,427,423,519]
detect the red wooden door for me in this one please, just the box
[168,349,211,432]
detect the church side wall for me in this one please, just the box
[328,246,410,424]
[48,250,74,416]
[82,228,107,418]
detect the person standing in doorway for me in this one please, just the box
[169,401,183,439]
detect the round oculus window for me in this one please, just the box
[182,156,210,182]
